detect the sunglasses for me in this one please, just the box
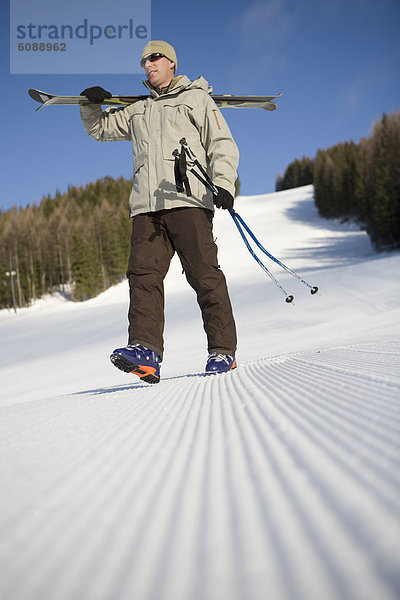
[140,53,166,68]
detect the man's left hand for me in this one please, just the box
[214,187,234,211]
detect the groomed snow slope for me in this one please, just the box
[1,185,399,600]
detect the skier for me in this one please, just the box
[80,40,239,384]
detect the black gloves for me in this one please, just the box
[214,187,234,211]
[80,86,112,103]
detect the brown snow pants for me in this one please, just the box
[126,207,237,360]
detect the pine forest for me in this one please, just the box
[0,176,132,310]
[276,109,400,250]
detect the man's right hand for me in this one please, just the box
[80,86,112,103]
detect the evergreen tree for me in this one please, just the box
[71,226,103,301]
[367,111,400,247]
[354,137,373,223]
[314,150,334,217]
[275,157,314,191]
[0,255,11,308]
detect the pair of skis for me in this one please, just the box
[174,138,319,304]
[28,88,282,112]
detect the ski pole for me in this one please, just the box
[231,211,319,296]
[230,211,294,303]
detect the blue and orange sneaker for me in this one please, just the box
[205,353,237,375]
[110,343,161,384]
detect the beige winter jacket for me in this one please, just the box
[80,76,239,217]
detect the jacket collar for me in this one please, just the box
[142,75,188,98]
[142,75,211,99]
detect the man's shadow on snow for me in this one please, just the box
[71,372,207,396]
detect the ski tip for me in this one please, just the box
[28,90,44,111]
[28,88,44,102]
[262,102,277,111]
[28,88,39,101]
[28,88,50,108]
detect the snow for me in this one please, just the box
[1,185,399,600]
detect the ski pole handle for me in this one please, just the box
[179,138,218,196]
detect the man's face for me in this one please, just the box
[143,55,175,89]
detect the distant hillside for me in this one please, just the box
[0,176,132,309]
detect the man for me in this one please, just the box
[80,40,239,384]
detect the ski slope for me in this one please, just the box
[1,185,399,600]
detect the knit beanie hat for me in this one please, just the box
[141,40,177,72]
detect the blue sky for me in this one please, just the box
[1,0,399,211]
